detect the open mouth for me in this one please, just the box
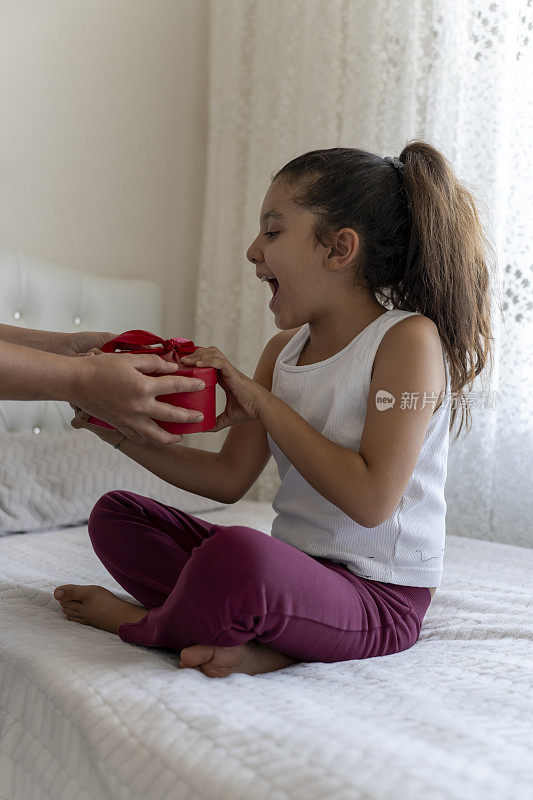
[268,278,281,311]
[268,278,280,296]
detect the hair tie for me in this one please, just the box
[384,156,405,178]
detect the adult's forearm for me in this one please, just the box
[107,429,237,505]
[0,323,67,355]
[0,339,83,400]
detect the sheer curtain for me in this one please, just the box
[189,0,532,548]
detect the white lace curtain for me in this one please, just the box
[189,0,533,548]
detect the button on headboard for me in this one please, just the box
[0,245,163,433]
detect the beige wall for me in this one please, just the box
[0,0,209,340]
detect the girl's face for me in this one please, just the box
[246,180,333,329]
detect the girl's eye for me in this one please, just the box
[264,231,279,239]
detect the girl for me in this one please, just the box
[54,141,494,678]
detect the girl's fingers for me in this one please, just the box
[70,407,91,430]
[122,419,184,445]
[112,424,140,442]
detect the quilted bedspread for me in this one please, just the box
[1,499,532,800]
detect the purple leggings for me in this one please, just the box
[87,490,432,663]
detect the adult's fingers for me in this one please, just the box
[77,352,191,444]
[148,399,205,425]
[147,373,207,398]
[102,352,205,398]
[127,353,207,393]
[129,353,183,375]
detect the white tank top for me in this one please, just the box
[267,309,452,588]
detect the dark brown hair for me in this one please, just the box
[271,141,498,443]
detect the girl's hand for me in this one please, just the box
[181,346,267,432]
[69,402,120,444]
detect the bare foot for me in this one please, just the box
[53,584,148,635]
[178,640,298,678]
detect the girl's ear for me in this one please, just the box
[326,228,359,269]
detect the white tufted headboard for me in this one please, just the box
[0,244,163,434]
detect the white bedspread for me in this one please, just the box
[1,499,532,800]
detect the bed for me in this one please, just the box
[1,246,532,800]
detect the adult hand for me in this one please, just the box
[71,349,206,445]
[180,346,267,432]
[64,330,118,357]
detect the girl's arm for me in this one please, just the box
[73,416,238,505]
[68,328,297,506]
[255,316,446,528]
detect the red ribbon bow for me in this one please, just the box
[100,330,197,362]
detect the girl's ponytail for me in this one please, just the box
[272,141,497,442]
[397,141,496,440]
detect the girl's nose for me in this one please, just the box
[246,247,259,264]
[246,235,263,264]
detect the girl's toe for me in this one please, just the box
[54,585,73,600]
[54,584,88,601]
[62,600,83,611]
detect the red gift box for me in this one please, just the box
[86,329,217,434]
